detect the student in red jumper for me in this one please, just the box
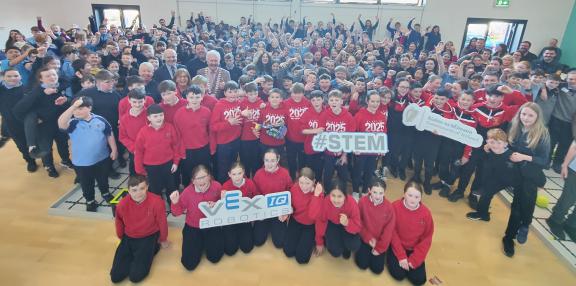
[239,82,264,177]
[170,165,224,271]
[110,175,169,283]
[258,88,289,158]
[319,90,356,191]
[283,167,322,264]
[119,89,148,176]
[253,148,292,248]
[134,104,181,202]
[388,181,434,286]
[174,85,212,187]
[312,178,362,259]
[158,80,186,124]
[374,87,393,180]
[473,72,528,106]
[353,90,387,195]
[210,81,243,183]
[300,90,325,181]
[284,83,311,179]
[355,179,395,274]
[118,76,154,118]
[221,162,258,255]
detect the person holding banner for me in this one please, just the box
[301,90,326,181]
[258,88,289,158]
[253,148,293,248]
[388,181,434,286]
[283,167,321,264]
[221,162,258,255]
[353,90,387,195]
[355,179,395,274]
[239,82,264,178]
[284,83,311,179]
[311,179,362,260]
[170,165,225,271]
[319,90,356,191]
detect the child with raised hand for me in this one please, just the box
[57,96,117,211]
[170,165,224,271]
[283,167,321,264]
[466,128,520,222]
[221,162,258,255]
[134,104,181,203]
[110,175,169,283]
[311,179,362,259]
[355,178,395,274]
[388,181,434,286]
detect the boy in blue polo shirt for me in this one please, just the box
[58,96,118,212]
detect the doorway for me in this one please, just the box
[92,4,141,30]
[460,18,527,55]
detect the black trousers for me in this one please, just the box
[283,218,315,264]
[181,225,224,271]
[253,217,287,248]
[128,152,136,176]
[549,116,573,167]
[75,157,111,202]
[387,248,427,286]
[216,139,240,183]
[323,154,351,192]
[144,161,175,197]
[286,139,305,179]
[240,140,260,178]
[354,240,386,274]
[389,128,415,173]
[181,145,212,187]
[303,153,323,181]
[0,119,9,138]
[111,125,126,167]
[470,149,487,193]
[3,118,33,163]
[437,138,459,183]
[352,154,377,194]
[325,221,361,258]
[477,179,514,216]
[455,148,481,192]
[413,131,441,186]
[110,232,160,283]
[504,180,539,240]
[223,222,254,255]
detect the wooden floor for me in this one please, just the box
[0,141,575,286]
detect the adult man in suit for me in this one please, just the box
[197,50,231,98]
[154,49,186,82]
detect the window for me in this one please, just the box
[92,4,141,29]
[303,0,424,4]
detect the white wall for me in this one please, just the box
[1,0,574,54]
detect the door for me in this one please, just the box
[461,18,527,55]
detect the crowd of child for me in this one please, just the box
[1,11,576,284]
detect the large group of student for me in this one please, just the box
[0,10,575,285]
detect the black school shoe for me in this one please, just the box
[423,184,432,195]
[398,169,406,181]
[102,192,114,203]
[29,147,48,159]
[564,224,576,242]
[468,194,479,210]
[430,181,443,190]
[552,164,562,174]
[108,169,121,179]
[0,137,9,148]
[466,211,490,222]
[86,201,98,212]
[27,160,38,173]
[342,250,351,259]
[448,189,465,202]
[439,185,451,198]
[502,237,515,257]
[59,159,74,170]
[46,166,59,178]
[545,218,566,240]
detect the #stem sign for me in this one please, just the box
[311,132,389,154]
[402,103,483,148]
[198,190,293,229]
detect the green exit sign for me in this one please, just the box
[495,0,510,7]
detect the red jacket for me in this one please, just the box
[222,178,258,198]
[119,110,148,153]
[451,103,478,159]
[355,107,388,133]
[301,107,324,155]
[115,193,168,242]
[471,102,519,138]
[319,108,357,156]
[311,194,362,246]
[259,103,288,146]
[134,123,182,175]
[473,89,528,106]
[118,95,155,118]
[159,99,186,124]
[239,98,263,141]
[289,184,316,225]
[253,167,292,196]
[201,93,218,111]
[173,106,211,150]
[171,181,222,228]
[209,99,242,151]
[284,97,311,143]
[358,196,395,254]
[390,199,434,269]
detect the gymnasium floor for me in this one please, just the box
[1,141,575,286]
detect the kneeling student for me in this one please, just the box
[355,179,395,274]
[110,175,169,283]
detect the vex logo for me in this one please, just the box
[198,190,293,229]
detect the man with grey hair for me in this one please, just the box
[154,49,186,82]
[139,62,161,103]
[197,50,231,98]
